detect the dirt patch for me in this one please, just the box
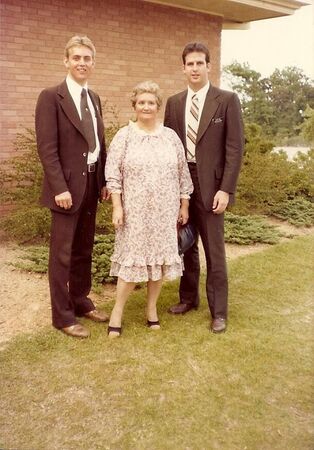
[266,217,314,237]
[0,243,115,349]
[0,222,312,348]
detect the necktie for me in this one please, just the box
[186,94,199,161]
[80,88,96,153]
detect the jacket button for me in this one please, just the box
[83,152,87,157]
[82,171,86,176]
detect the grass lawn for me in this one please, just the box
[1,235,313,450]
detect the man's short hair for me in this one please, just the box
[182,42,210,64]
[64,35,96,59]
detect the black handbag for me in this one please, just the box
[178,223,197,255]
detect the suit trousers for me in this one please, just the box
[49,171,98,329]
[180,163,228,319]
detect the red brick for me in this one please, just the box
[1,0,222,167]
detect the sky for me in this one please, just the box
[221,1,314,81]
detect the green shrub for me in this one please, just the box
[293,149,314,198]
[225,212,284,245]
[244,122,274,155]
[271,197,314,227]
[12,245,49,273]
[232,122,313,216]
[91,233,116,291]
[11,233,116,290]
[104,106,121,144]
[0,129,43,205]
[1,207,51,243]
[2,120,312,245]
[2,202,115,244]
[96,201,114,234]
[1,122,119,242]
[12,214,284,288]
[234,147,313,215]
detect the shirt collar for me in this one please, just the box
[187,81,210,103]
[66,74,88,96]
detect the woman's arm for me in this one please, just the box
[111,193,123,228]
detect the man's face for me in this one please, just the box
[183,51,211,91]
[64,45,95,85]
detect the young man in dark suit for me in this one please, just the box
[35,36,109,338]
[164,42,244,333]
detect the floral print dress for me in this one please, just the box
[105,121,193,282]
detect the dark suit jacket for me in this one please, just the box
[164,85,244,211]
[35,80,106,213]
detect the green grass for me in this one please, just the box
[1,235,313,450]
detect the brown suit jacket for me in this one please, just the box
[164,85,244,211]
[35,80,106,213]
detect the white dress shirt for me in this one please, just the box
[66,75,100,164]
[185,81,210,161]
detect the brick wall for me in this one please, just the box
[1,0,222,155]
[0,0,222,212]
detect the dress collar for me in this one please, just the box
[129,120,163,136]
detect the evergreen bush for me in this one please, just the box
[225,213,284,245]
[1,117,312,248]
[11,233,116,291]
[96,202,114,234]
[0,129,42,205]
[91,233,116,291]
[271,197,314,227]
[12,245,49,274]
[12,214,284,288]
[1,207,51,243]
[233,123,313,215]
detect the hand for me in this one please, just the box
[55,191,72,209]
[101,186,111,201]
[212,190,229,214]
[112,205,123,228]
[178,205,189,225]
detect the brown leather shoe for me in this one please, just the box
[61,324,90,338]
[84,309,109,322]
[211,318,227,333]
[168,303,197,314]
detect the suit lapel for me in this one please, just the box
[57,80,85,137]
[88,89,104,143]
[58,81,104,145]
[176,91,188,147]
[197,86,220,144]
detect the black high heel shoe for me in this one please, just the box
[108,325,122,337]
[147,320,160,329]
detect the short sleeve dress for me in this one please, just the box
[105,121,193,282]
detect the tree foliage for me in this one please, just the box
[223,62,314,139]
[270,67,314,139]
[299,106,314,146]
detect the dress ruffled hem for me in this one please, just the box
[110,253,182,267]
[109,261,183,282]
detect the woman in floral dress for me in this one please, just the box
[105,81,193,337]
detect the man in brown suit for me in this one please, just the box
[35,36,109,338]
[165,42,244,333]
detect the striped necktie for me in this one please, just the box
[186,94,199,161]
[80,88,96,153]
